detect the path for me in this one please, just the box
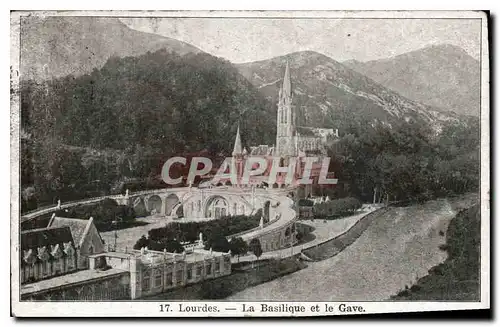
[233,205,379,263]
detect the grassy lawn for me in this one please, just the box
[391,204,480,301]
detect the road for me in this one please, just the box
[233,205,378,263]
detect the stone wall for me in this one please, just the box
[130,254,232,299]
[142,257,307,300]
[21,271,130,301]
[302,207,389,261]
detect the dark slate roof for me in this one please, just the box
[48,217,90,246]
[21,226,74,251]
[296,126,318,137]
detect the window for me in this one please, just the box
[206,263,212,275]
[196,266,202,277]
[166,272,173,286]
[215,261,220,273]
[142,277,150,291]
[66,256,74,270]
[54,259,62,274]
[187,268,192,280]
[154,274,162,288]
[154,270,162,288]
[142,270,151,291]
[28,265,35,279]
[42,260,50,276]
[176,270,183,284]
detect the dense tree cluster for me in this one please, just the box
[54,198,138,231]
[297,199,314,207]
[313,197,362,218]
[333,117,480,204]
[147,214,261,244]
[133,235,185,253]
[134,214,261,253]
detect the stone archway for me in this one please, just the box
[205,196,229,219]
[147,195,162,215]
[165,194,180,216]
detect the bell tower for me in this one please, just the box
[275,60,296,157]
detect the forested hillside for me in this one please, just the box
[21,50,276,210]
[331,117,480,203]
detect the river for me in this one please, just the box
[226,195,478,301]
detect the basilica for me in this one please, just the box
[250,61,339,158]
[203,61,339,198]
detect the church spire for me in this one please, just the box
[232,124,242,157]
[282,60,292,99]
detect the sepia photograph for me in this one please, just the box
[10,10,490,317]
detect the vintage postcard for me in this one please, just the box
[10,10,490,317]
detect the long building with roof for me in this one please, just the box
[20,216,106,284]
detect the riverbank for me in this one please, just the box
[391,204,481,301]
[226,194,478,301]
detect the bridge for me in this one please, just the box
[21,186,299,253]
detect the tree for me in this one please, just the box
[204,229,230,253]
[249,238,263,260]
[160,239,185,253]
[229,237,248,262]
[133,235,149,250]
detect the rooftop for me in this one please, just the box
[128,248,229,265]
[48,216,91,246]
[21,226,74,251]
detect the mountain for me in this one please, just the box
[20,16,201,81]
[343,44,480,116]
[236,50,459,132]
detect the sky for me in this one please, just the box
[121,17,481,63]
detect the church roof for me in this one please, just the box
[21,226,74,251]
[296,126,318,137]
[250,145,274,156]
[232,124,242,156]
[296,126,337,138]
[48,217,90,246]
